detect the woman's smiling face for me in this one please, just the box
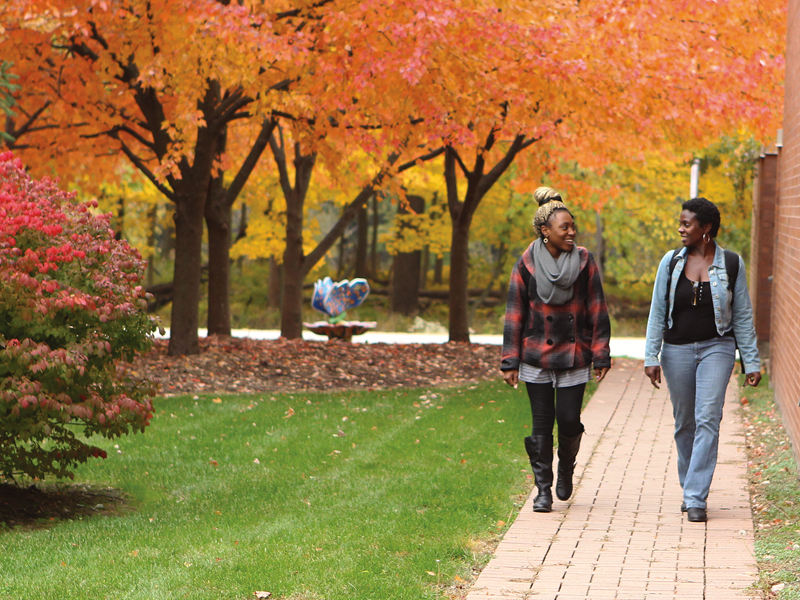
[541,209,577,254]
[678,210,710,247]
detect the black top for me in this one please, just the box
[663,270,730,344]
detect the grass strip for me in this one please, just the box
[741,373,800,599]
[0,380,594,600]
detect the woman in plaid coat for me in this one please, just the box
[501,187,611,512]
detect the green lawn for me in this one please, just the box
[0,380,594,600]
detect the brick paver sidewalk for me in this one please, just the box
[467,361,757,600]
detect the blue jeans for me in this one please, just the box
[661,337,736,509]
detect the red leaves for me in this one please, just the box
[0,153,157,480]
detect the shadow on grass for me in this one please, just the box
[0,482,131,531]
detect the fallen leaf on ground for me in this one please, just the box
[132,337,503,395]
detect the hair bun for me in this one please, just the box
[534,186,562,206]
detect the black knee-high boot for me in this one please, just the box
[556,430,583,501]
[524,435,554,513]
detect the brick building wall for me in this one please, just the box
[772,0,800,467]
[750,153,778,350]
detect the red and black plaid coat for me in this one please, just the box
[501,243,611,372]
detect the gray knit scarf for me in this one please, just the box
[531,238,581,305]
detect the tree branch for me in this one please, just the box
[116,139,175,201]
[268,124,293,201]
[114,124,156,150]
[304,153,404,271]
[223,118,278,208]
[275,0,334,20]
[444,147,462,220]
[474,134,528,202]
[451,148,471,178]
[470,127,497,185]
[396,146,445,172]
[9,101,51,140]
[293,145,317,203]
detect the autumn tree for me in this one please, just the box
[265,122,443,338]
[0,0,307,354]
[2,0,784,347]
[1,0,455,344]
[395,0,785,341]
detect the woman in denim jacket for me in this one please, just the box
[644,197,761,523]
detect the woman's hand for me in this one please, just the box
[744,371,762,387]
[644,366,662,389]
[594,367,609,383]
[502,369,519,388]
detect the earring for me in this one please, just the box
[703,232,710,243]
[543,237,549,244]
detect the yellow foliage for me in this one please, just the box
[382,202,451,257]
[70,165,165,259]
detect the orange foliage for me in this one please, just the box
[2,0,783,179]
[0,0,785,344]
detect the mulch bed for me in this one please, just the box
[130,336,504,396]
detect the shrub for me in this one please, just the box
[0,152,158,480]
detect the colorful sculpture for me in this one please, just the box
[311,277,370,323]
[304,277,376,341]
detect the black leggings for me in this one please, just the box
[525,382,586,437]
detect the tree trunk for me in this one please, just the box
[272,134,317,339]
[114,197,125,241]
[205,173,232,336]
[420,245,429,290]
[281,194,306,338]
[237,203,248,240]
[337,228,347,279]
[370,194,379,278]
[442,135,535,344]
[204,118,276,335]
[168,193,206,355]
[391,195,424,315]
[355,203,369,279]
[267,256,283,309]
[448,218,472,342]
[272,141,441,337]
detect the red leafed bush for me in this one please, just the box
[0,152,158,480]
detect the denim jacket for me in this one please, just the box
[644,244,760,374]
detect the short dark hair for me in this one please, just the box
[682,197,720,238]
